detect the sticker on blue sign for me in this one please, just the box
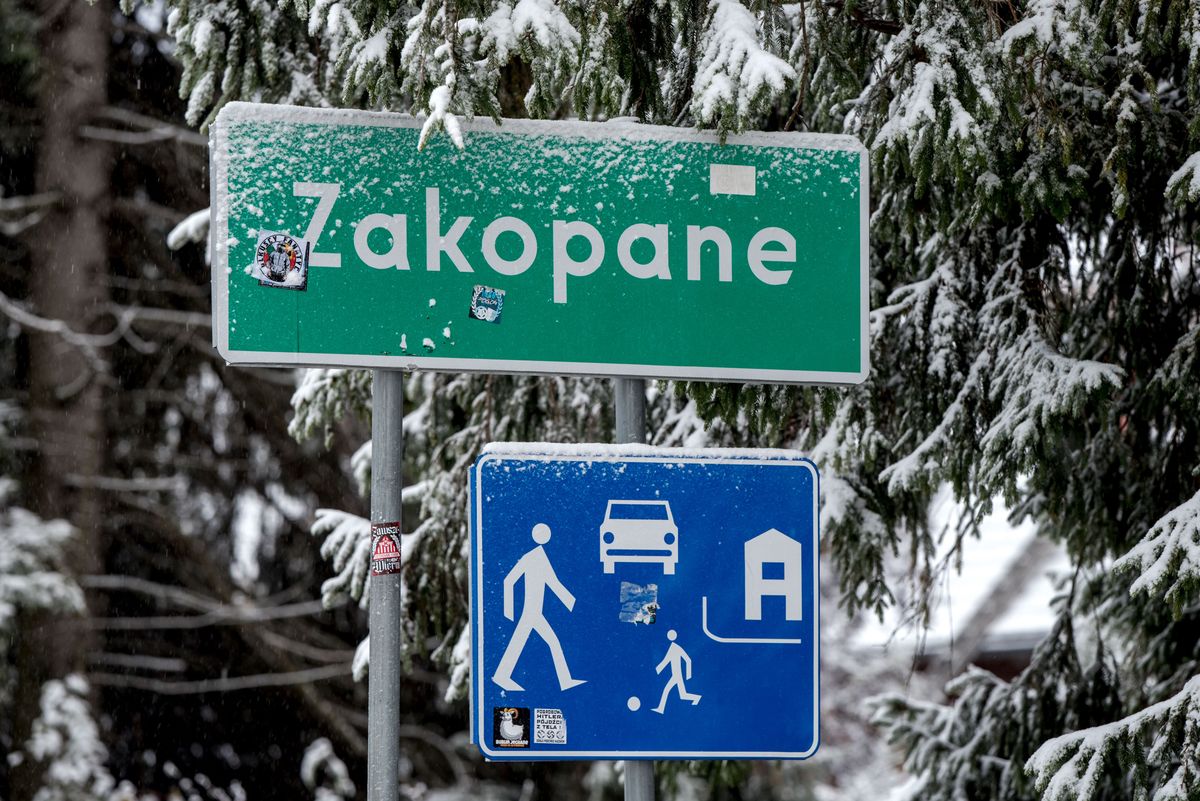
[469,443,820,761]
[493,706,529,748]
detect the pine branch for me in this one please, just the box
[86,598,340,631]
[88,662,352,694]
[1027,675,1200,801]
[1114,490,1200,616]
[822,1,902,35]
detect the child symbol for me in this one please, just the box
[652,629,701,714]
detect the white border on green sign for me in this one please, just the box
[210,103,869,385]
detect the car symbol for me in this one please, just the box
[600,500,678,575]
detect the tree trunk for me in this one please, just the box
[13,0,111,795]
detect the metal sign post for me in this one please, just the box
[368,370,404,801]
[615,377,653,801]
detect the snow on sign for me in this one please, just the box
[469,444,820,760]
[210,102,868,384]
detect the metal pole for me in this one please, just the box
[624,760,655,801]
[614,376,654,801]
[615,377,647,445]
[368,370,404,801]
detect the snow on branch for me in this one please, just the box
[339,16,387,102]
[312,509,374,610]
[166,207,210,254]
[866,4,996,186]
[870,617,1136,801]
[998,0,1095,58]
[653,396,716,449]
[0,191,60,236]
[481,0,579,64]
[24,675,115,801]
[0,507,85,637]
[439,624,471,702]
[878,350,988,494]
[419,84,465,150]
[480,0,579,117]
[868,666,1013,796]
[351,441,371,496]
[0,289,112,372]
[167,0,323,128]
[692,0,796,133]
[352,636,369,681]
[301,738,356,801]
[289,368,372,447]
[311,508,425,611]
[298,0,397,108]
[1167,151,1200,205]
[811,397,896,618]
[1151,325,1200,403]
[1026,674,1200,801]
[88,597,333,630]
[884,249,1122,495]
[1113,490,1200,614]
[873,257,981,492]
[980,331,1123,467]
[401,0,488,146]
[89,663,351,695]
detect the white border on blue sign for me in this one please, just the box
[469,444,821,760]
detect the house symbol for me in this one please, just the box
[744,528,802,621]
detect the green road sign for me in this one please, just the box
[210,103,868,384]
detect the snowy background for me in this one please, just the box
[2,0,1199,800]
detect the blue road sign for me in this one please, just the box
[469,445,820,760]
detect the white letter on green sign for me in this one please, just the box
[748,227,796,285]
[483,217,537,276]
[293,182,341,268]
[617,223,670,280]
[354,213,410,270]
[686,225,733,282]
[553,220,604,304]
[425,187,474,272]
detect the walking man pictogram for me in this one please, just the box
[492,523,586,692]
[652,629,701,713]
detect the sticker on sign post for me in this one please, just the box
[371,521,402,576]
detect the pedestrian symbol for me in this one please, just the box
[492,524,586,693]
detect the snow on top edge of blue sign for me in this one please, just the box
[477,441,812,461]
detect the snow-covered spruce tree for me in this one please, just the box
[819,6,1200,801]
[0,486,115,800]
[152,0,1200,797]
[0,488,86,713]
[160,0,325,129]
[22,676,116,801]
